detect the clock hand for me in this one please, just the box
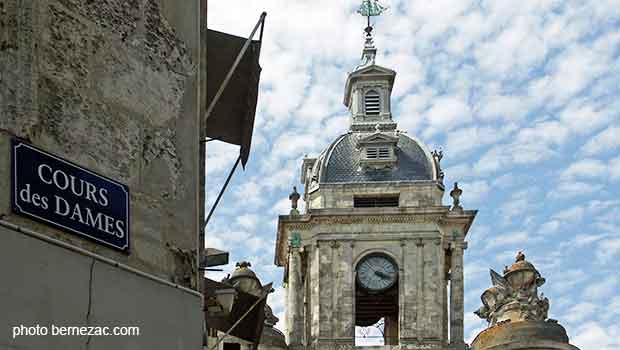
[374,270,391,279]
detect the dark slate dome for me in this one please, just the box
[315,133,435,184]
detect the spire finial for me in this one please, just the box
[355,0,388,70]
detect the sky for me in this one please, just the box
[205,1,620,349]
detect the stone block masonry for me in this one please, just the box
[0,0,204,289]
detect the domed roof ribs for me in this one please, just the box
[318,134,349,184]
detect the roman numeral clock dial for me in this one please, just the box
[356,254,398,292]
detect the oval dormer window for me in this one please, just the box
[365,90,381,116]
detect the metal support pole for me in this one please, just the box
[204,155,241,228]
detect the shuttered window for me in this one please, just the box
[366,147,390,159]
[365,90,381,116]
[378,148,390,158]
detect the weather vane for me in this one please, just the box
[357,0,388,37]
[355,0,388,70]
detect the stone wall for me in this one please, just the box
[282,209,460,350]
[307,182,444,210]
[0,224,203,350]
[0,0,206,287]
[277,205,476,350]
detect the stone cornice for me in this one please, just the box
[274,207,468,266]
[438,209,478,238]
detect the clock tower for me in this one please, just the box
[274,3,477,350]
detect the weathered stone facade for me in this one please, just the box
[276,208,476,350]
[0,0,206,286]
[0,0,207,348]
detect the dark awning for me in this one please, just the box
[206,29,262,168]
[205,278,267,346]
[203,247,229,267]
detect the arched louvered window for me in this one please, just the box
[364,90,381,116]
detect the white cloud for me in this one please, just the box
[547,181,604,200]
[459,181,490,204]
[236,214,259,231]
[610,157,620,181]
[474,14,547,77]
[497,191,534,225]
[477,94,524,121]
[596,238,620,264]
[207,4,620,349]
[268,285,286,314]
[559,101,615,136]
[561,159,608,180]
[546,269,587,293]
[444,124,515,158]
[552,205,585,222]
[581,125,620,156]
[564,302,598,324]
[573,321,620,350]
[423,96,472,136]
[538,220,560,235]
[271,198,291,216]
[233,179,266,207]
[485,231,529,250]
[206,142,241,176]
[583,276,619,300]
[473,147,511,175]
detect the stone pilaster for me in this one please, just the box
[339,241,355,339]
[449,241,465,349]
[399,240,414,340]
[310,242,320,344]
[331,241,340,337]
[430,239,443,340]
[287,246,304,350]
[318,241,333,339]
[441,243,449,343]
[416,239,425,341]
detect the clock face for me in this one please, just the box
[356,254,398,292]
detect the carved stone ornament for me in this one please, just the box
[288,231,302,248]
[166,242,197,289]
[431,149,445,183]
[302,214,440,226]
[335,343,354,350]
[264,304,279,327]
[474,252,549,325]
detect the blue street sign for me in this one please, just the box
[11,139,130,252]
